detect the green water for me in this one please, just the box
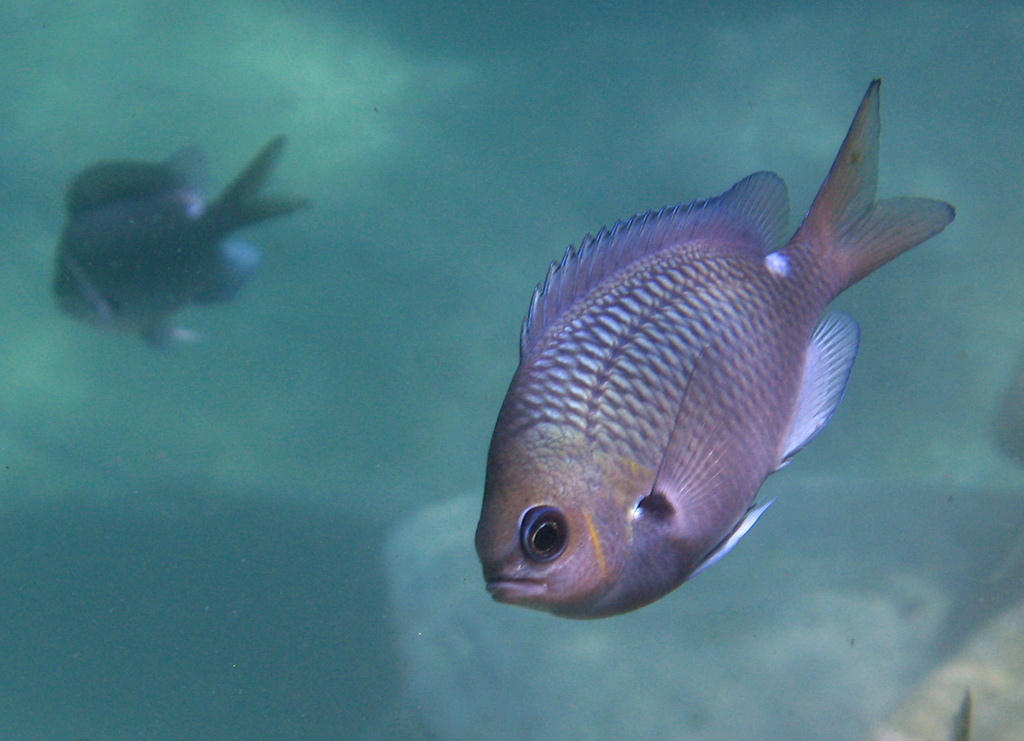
[1,1,1021,738]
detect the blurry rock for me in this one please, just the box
[865,597,1024,741]
[385,490,953,741]
[994,349,1024,464]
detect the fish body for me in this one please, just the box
[53,136,307,344]
[475,81,955,618]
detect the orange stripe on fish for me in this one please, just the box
[581,510,608,580]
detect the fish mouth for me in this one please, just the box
[485,577,547,603]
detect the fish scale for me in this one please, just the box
[512,252,792,471]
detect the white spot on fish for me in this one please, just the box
[181,189,205,220]
[764,252,790,277]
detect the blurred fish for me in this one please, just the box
[951,688,972,741]
[476,80,955,618]
[53,136,308,344]
[993,348,1024,464]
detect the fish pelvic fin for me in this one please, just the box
[140,321,200,347]
[203,135,309,233]
[786,79,954,294]
[690,499,774,579]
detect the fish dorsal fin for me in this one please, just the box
[777,311,859,468]
[64,144,206,216]
[521,171,790,354]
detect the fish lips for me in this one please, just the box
[483,570,548,604]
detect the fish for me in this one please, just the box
[951,688,972,741]
[475,80,955,618]
[52,135,308,345]
[993,348,1024,464]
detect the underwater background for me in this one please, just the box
[1,1,1022,739]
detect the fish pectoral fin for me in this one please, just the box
[647,340,760,521]
[777,310,859,469]
[648,346,730,509]
[691,499,774,578]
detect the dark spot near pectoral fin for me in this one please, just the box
[636,491,675,520]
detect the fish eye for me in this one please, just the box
[519,506,568,562]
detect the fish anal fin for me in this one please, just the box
[778,310,859,468]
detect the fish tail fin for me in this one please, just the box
[786,80,954,293]
[204,135,309,232]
